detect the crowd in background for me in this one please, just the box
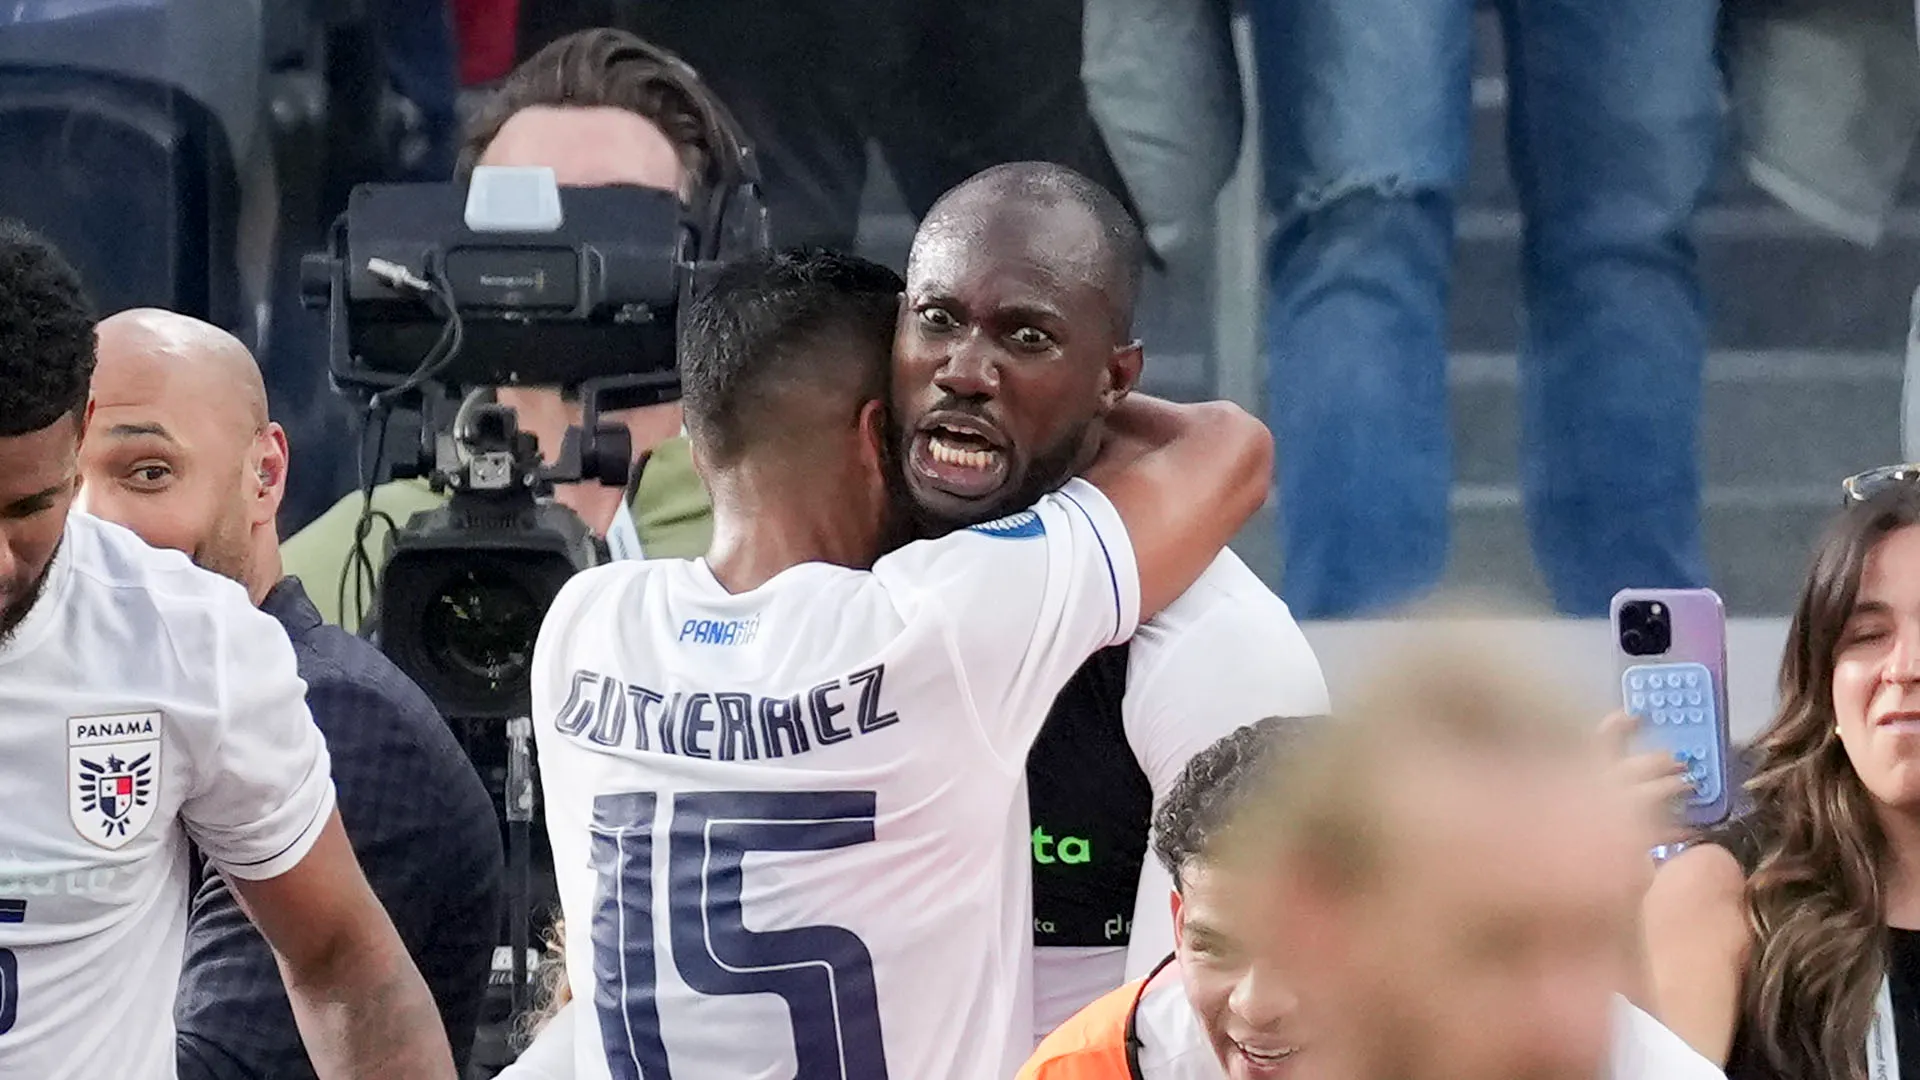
[7,2,1920,1080]
[10,0,1917,619]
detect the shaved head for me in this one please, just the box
[93,308,268,431]
[892,163,1147,530]
[916,161,1144,338]
[79,309,288,599]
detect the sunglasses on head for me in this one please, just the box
[1843,464,1920,504]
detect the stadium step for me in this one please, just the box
[1451,349,1901,490]
[1446,30,1913,617]
[1230,475,1842,617]
[1448,206,1920,354]
[1299,616,1791,745]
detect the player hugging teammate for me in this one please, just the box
[0,25,1721,1080]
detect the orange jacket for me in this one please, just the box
[1020,955,1231,1080]
[1019,974,1145,1080]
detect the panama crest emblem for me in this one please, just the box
[68,712,162,849]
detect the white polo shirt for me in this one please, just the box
[0,512,336,1080]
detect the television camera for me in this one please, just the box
[299,162,766,1031]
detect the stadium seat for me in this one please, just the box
[0,66,241,329]
[0,0,260,332]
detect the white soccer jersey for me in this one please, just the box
[532,478,1141,1080]
[0,513,335,1080]
[1034,551,1329,1039]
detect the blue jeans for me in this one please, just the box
[1249,0,1719,617]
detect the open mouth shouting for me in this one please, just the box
[908,411,1013,504]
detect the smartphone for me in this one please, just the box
[1610,588,1733,828]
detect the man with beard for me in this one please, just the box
[75,308,504,1078]
[892,162,1330,1039]
[0,224,456,1076]
[528,247,1272,1079]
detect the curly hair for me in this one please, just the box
[0,220,95,437]
[1151,716,1320,890]
[1738,483,1920,1080]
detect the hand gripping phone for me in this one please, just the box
[1610,588,1733,828]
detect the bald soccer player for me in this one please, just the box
[77,309,505,1080]
[890,163,1328,1038]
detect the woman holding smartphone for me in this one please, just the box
[1643,470,1920,1079]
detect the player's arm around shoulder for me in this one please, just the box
[184,582,455,1079]
[1125,559,1330,790]
[1121,564,1330,978]
[1081,395,1271,620]
[872,476,1154,765]
[1639,841,1752,1066]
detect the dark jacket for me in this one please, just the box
[175,577,504,1079]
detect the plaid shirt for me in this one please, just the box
[174,577,505,1079]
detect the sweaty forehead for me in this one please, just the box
[908,200,1110,307]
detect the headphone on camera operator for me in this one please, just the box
[316,30,774,641]
[300,33,774,1041]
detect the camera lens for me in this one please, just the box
[1618,599,1672,657]
[420,566,544,690]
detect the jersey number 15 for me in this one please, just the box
[590,790,889,1079]
[0,947,15,1035]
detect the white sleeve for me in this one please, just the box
[495,1001,577,1080]
[1121,587,1330,980]
[1609,996,1727,1080]
[181,588,336,881]
[1124,590,1329,794]
[532,567,614,743]
[872,478,1142,758]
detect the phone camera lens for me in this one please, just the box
[1619,600,1673,657]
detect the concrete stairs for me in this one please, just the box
[853,12,1918,617]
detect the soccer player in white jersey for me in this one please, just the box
[893,163,1330,1039]
[530,248,1272,1080]
[0,222,457,1079]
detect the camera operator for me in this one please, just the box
[282,27,729,632]
[76,308,505,1079]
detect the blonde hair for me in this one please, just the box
[1248,634,1599,890]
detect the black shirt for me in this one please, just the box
[1719,818,1920,1080]
[174,577,505,1079]
[1027,645,1152,949]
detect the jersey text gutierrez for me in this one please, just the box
[551,663,900,760]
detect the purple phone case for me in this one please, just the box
[1610,588,1733,828]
